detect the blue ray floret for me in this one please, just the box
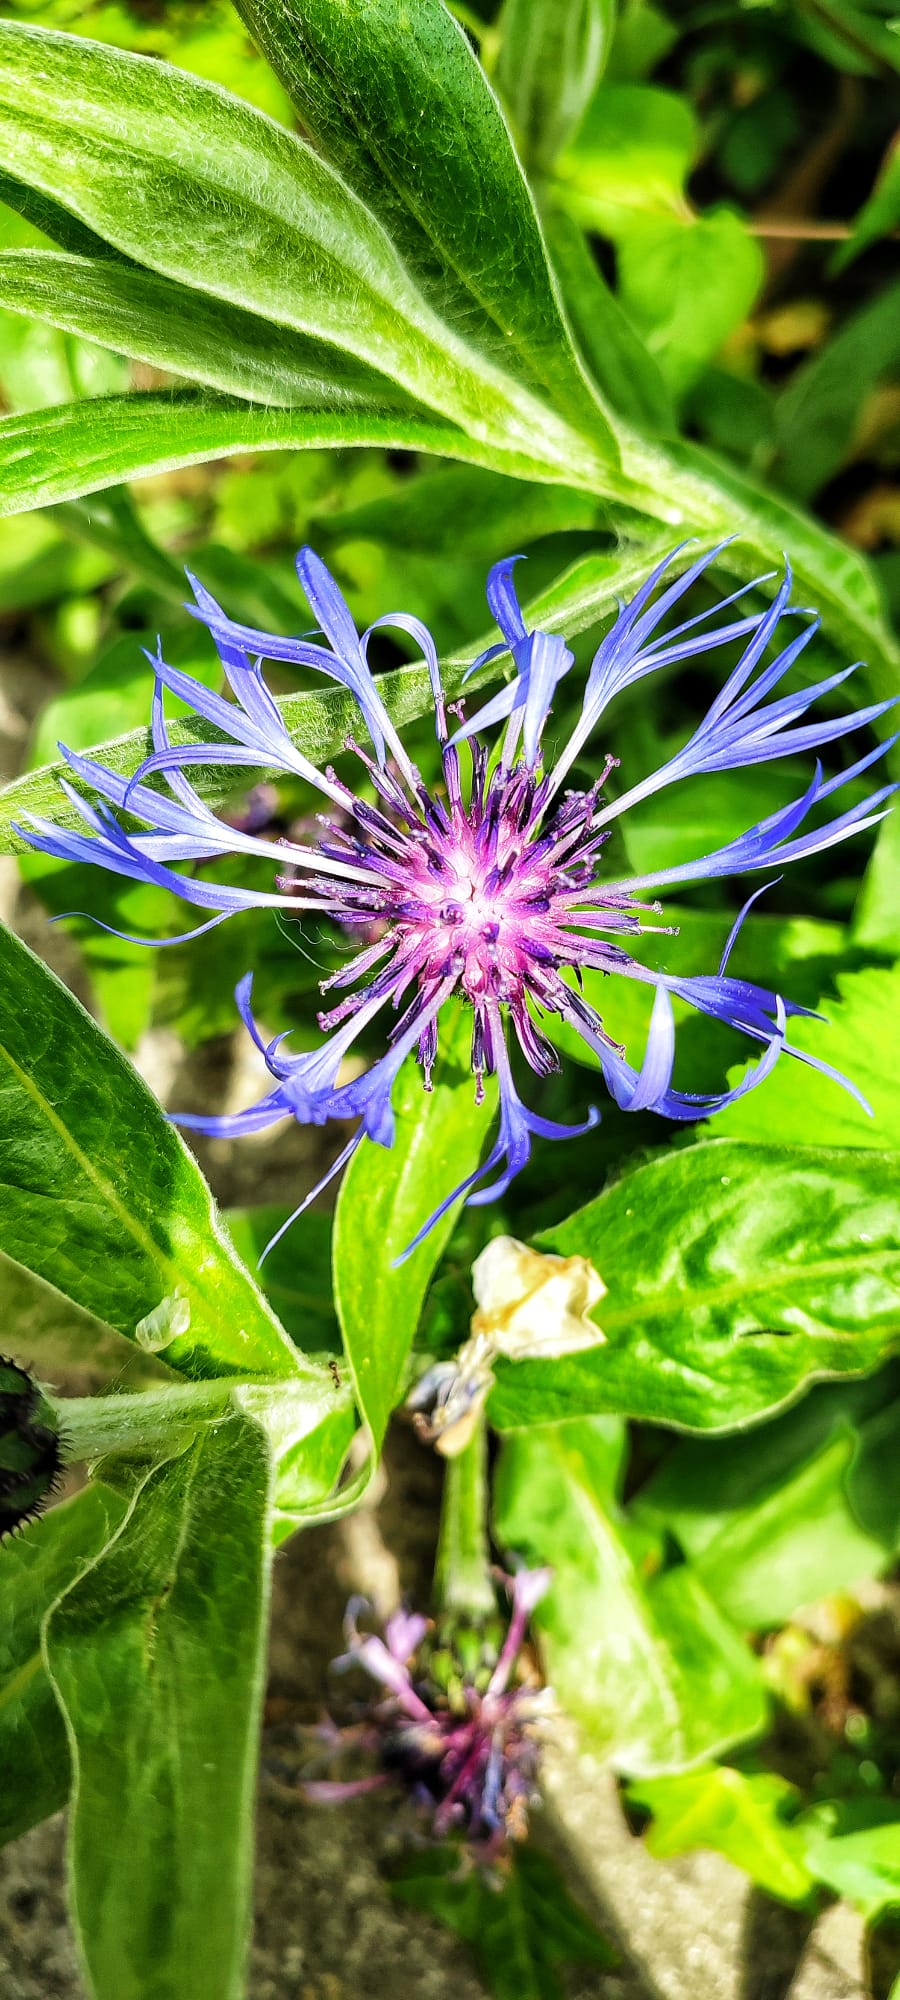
[19,541,895,1253]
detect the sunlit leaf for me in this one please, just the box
[0,922,299,1380]
[489,1141,900,1432]
[334,1003,497,1456]
[628,1767,815,1904]
[495,1418,765,1770]
[47,1417,273,2000]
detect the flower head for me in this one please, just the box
[301,1571,552,1856]
[20,542,894,1254]
[409,1235,606,1455]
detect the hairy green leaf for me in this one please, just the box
[231,0,606,436]
[489,1141,900,1432]
[0,250,417,412]
[46,1417,273,2000]
[0,1483,130,1847]
[0,21,603,475]
[0,923,298,1380]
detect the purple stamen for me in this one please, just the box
[17,541,893,1256]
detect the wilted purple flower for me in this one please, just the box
[20,542,894,1253]
[301,1571,552,1854]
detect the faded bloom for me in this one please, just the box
[410,1235,606,1454]
[19,542,892,1254]
[301,1571,552,1855]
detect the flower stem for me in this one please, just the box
[434,1416,496,1621]
[55,1381,242,1461]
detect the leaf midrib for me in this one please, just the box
[0,1036,181,1297]
[597,1244,900,1334]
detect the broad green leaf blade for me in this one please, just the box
[0,922,298,1380]
[231,0,610,438]
[0,251,418,411]
[488,1142,900,1433]
[627,1768,815,1905]
[2,1249,170,1388]
[0,166,125,261]
[553,80,696,231]
[495,1420,765,1771]
[334,1005,497,1456]
[496,0,615,173]
[0,1483,130,1847]
[0,21,602,474]
[616,209,764,399]
[679,1429,890,1625]
[714,967,900,1149]
[634,1372,899,1626]
[46,1415,273,2000]
[803,1804,900,1919]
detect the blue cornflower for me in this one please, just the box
[19,542,895,1253]
[300,1570,552,1855]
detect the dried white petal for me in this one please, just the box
[470,1235,605,1361]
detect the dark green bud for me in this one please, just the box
[0,1359,63,1538]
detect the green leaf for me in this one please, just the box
[495,0,615,172]
[832,138,900,272]
[644,1429,890,1630]
[0,921,299,1380]
[488,1141,900,1433]
[773,279,900,501]
[0,166,125,262]
[554,82,697,232]
[634,1370,900,1625]
[542,203,677,433]
[495,1418,765,1770]
[616,209,764,398]
[0,390,561,522]
[0,250,420,412]
[334,1003,497,1457]
[392,1844,616,1999]
[230,0,606,436]
[0,1482,130,1846]
[627,1767,816,1905]
[225,1206,340,1355]
[803,1803,900,1918]
[1,1251,169,1389]
[714,967,900,1151]
[46,1415,273,2000]
[0,21,604,476]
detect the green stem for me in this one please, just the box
[55,1381,243,1461]
[434,1417,496,1621]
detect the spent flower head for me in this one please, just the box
[301,1570,552,1857]
[20,540,894,1255]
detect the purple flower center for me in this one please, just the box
[17,538,894,1254]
